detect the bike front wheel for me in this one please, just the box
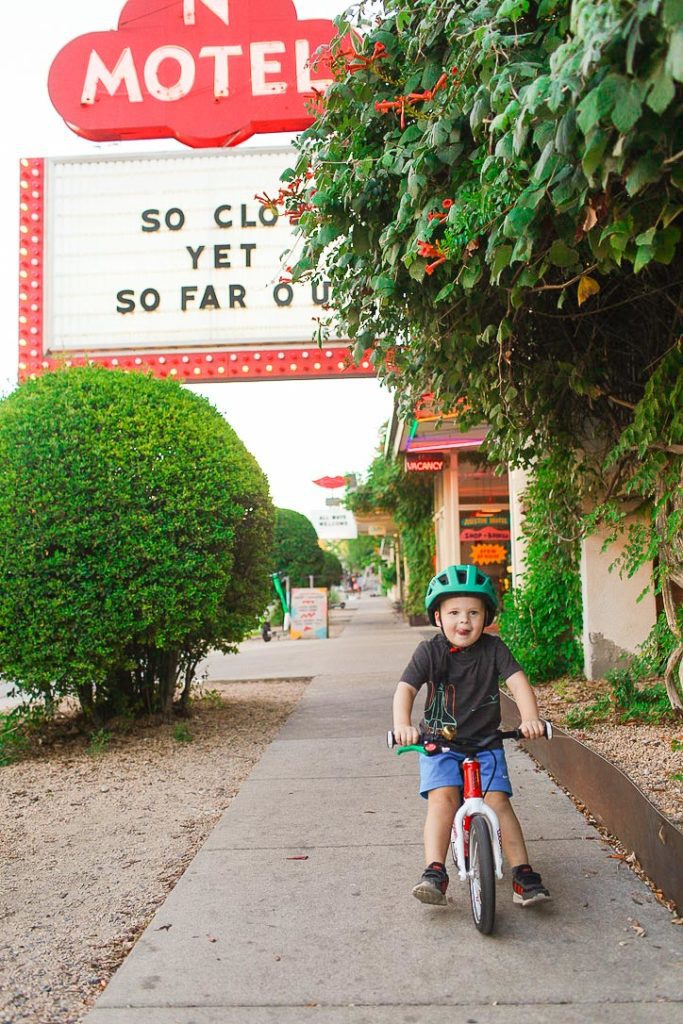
[468,814,496,934]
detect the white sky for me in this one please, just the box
[1,1,393,519]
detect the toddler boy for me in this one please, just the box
[393,564,551,907]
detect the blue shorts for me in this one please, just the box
[419,747,513,800]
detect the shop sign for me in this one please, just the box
[290,587,328,640]
[460,511,511,570]
[47,0,337,148]
[405,453,446,473]
[469,542,507,566]
[459,512,511,542]
[310,508,358,540]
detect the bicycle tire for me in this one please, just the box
[468,815,496,934]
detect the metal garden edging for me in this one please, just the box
[500,692,683,912]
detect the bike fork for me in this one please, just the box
[451,758,504,881]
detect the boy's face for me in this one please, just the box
[435,595,487,648]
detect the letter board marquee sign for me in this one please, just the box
[18,147,373,383]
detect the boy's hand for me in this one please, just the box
[519,718,546,739]
[393,724,420,746]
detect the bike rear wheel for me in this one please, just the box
[468,814,496,934]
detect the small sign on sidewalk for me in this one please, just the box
[290,588,328,640]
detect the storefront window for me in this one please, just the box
[458,457,510,505]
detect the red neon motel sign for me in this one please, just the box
[405,454,446,473]
[48,0,338,148]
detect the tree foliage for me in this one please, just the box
[320,548,345,587]
[499,453,585,681]
[277,0,683,703]
[288,0,683,466]
[347,455,434,615]
[333,534,380,573]
[273,508,326,586]
[0,368,274,720]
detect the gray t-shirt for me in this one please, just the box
[400,632,522,741]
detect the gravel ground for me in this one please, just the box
[0,679,308,1024]
[532,679,683,827]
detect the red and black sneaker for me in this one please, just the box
[412,861,449,906]
[512,864,551,906]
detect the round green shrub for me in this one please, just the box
[320,549,344,589]
[273,508,325,587]
[0,367,274,718]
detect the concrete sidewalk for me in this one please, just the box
[86,600,682,1024]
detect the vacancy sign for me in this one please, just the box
[47,0,337,148]
[19,147,374,383]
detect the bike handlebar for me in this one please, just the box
[387,720,552,754]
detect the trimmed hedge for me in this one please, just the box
[0,367,274,718]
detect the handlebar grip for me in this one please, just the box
[499,719,553,741]
[511,720,553,740]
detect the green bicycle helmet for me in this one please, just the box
[425,564,498,627]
